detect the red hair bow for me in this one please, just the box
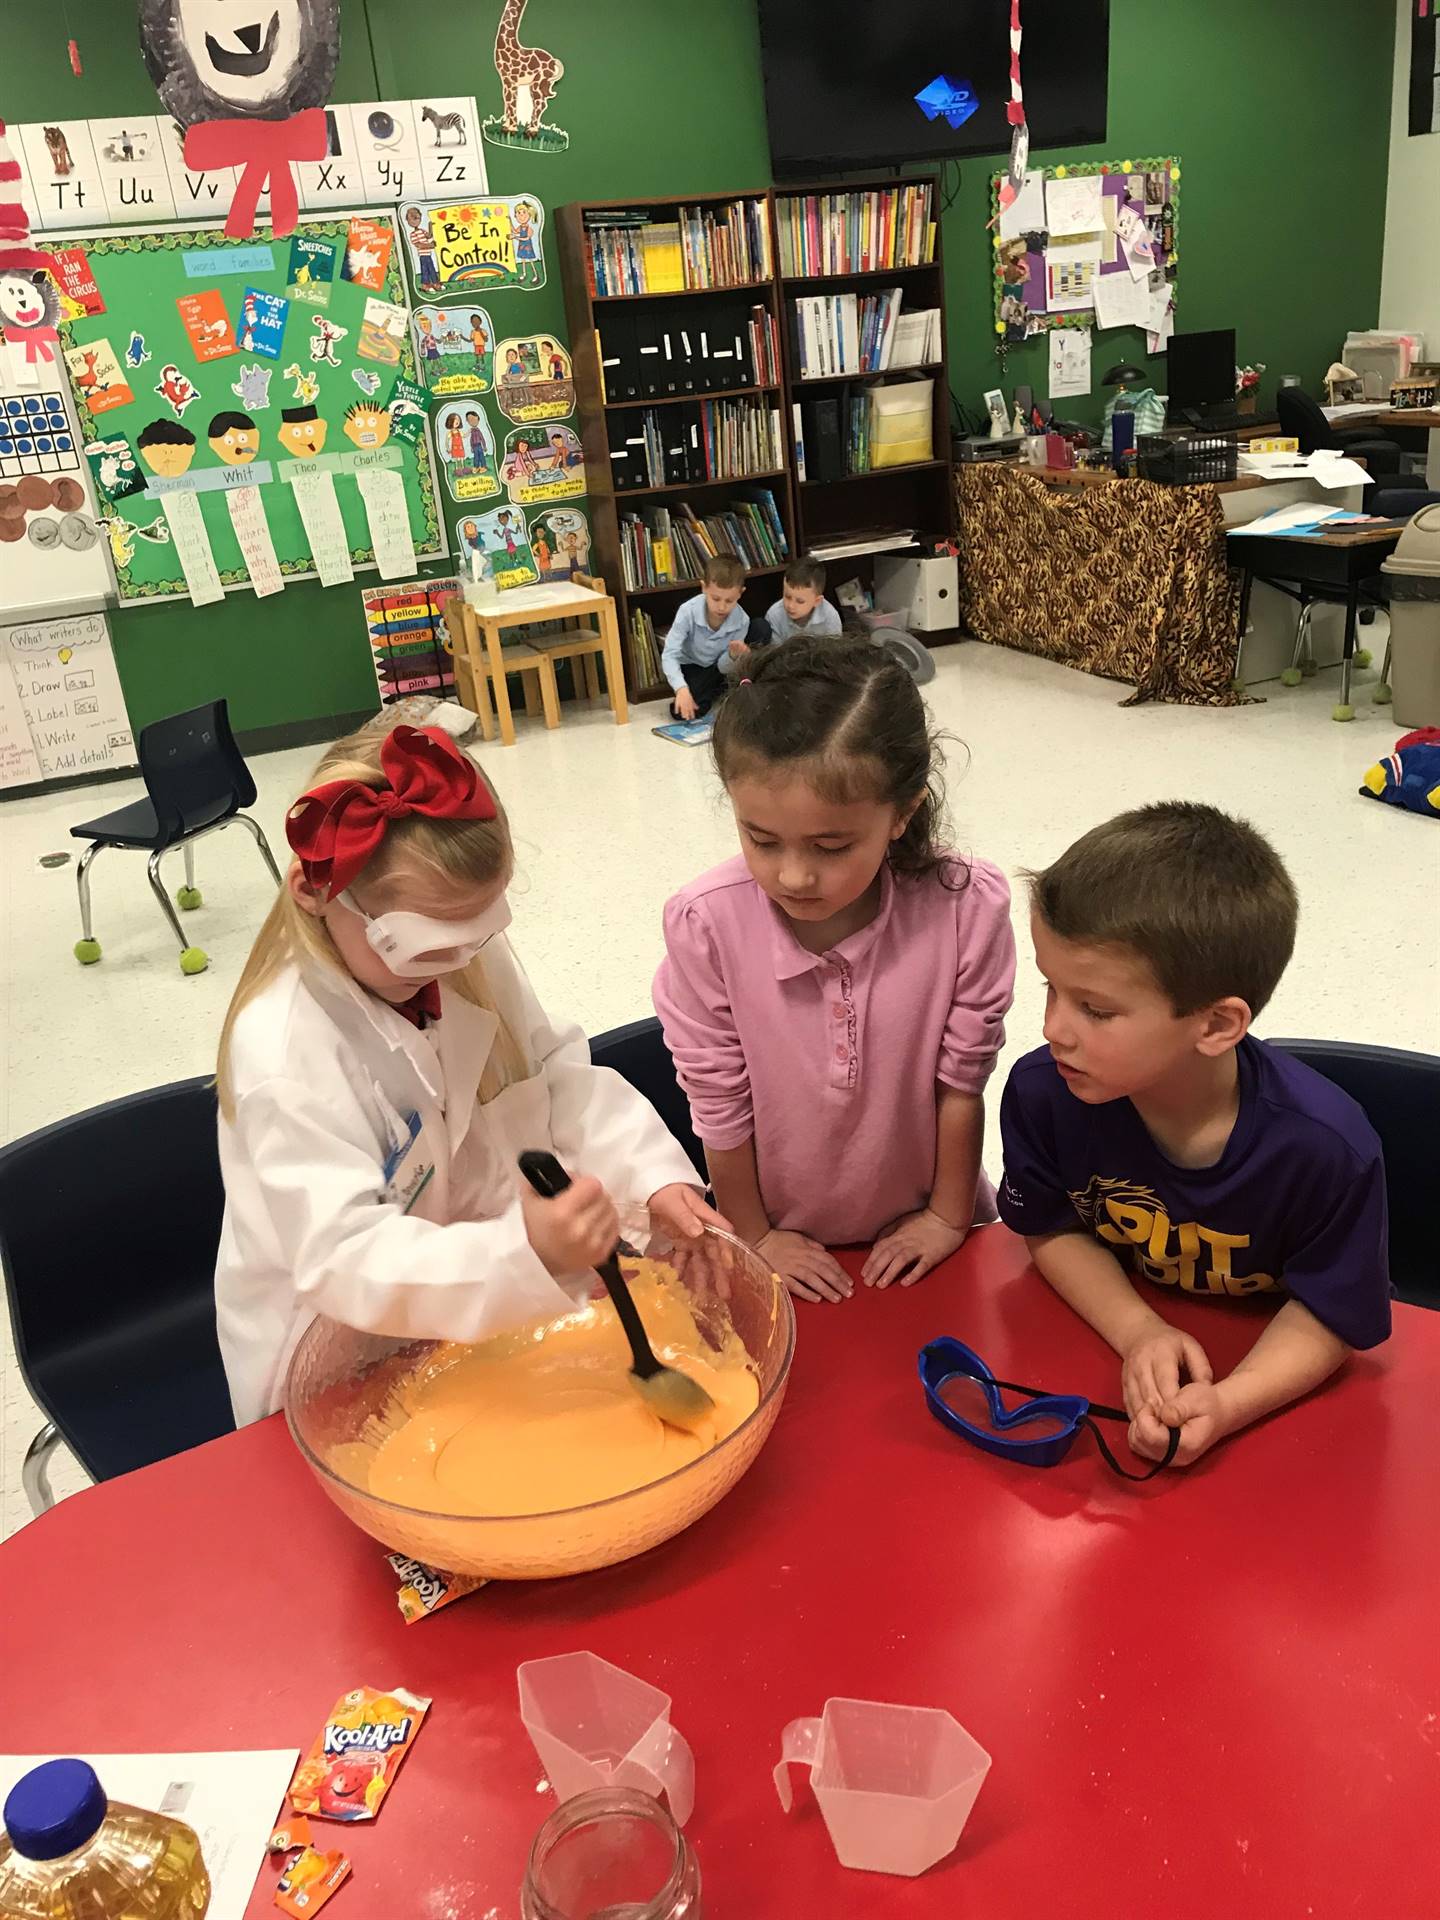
[286,726,498,898]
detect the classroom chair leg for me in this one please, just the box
[582,654,601,701]
[176,838,203,912]
[1374,641,1392,705]
[148,851,208,974]
[229,812,284,887]
[73,841,105,964]
[1280,605,1314,689]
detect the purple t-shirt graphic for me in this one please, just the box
[997,1037,1391,1349]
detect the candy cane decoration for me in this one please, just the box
[998,0,1029,207]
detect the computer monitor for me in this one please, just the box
[1166,328,1236,414]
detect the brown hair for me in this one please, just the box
[216,724,525,1118]
[713,636,959,885]
[702,554,745,590]
[1026,801,1298,1015]
[784,555,826,592]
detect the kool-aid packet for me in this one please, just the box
[287,1685,431,1823]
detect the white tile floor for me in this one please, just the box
[3,638,1438,1537]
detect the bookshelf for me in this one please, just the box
[557,191,798,702]
[557,177,954,703]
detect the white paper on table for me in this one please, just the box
[1115,204,1154,279]
[1044,173,1104,236]
[355,466,417,579]
[998,168,1047,241]
[0,1750,298,1920]
[1092,269,1155,331]
[1227,503,1350,535]
[1044,241,1101,312]
[160,490,224,607]
[1305,453,1375,490]
[290,469,354,586]
[1048,326,1092,399]
[225,485,284,598]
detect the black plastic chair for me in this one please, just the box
[1276,388,1406,482]
[70,698,282,976]
[1268,1038,1439,1311]
[589,1017,706,1182]
[0,1077,235,1517]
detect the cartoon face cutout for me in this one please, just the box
[137,421,198,476]
[343,403,390,449]
[139,0,340,124]
[0,271,54,332]
[207,411,260,463]
[277,405,327,457]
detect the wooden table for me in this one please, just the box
[5,1229,1437,1918]
[1227,518,1407,717]
[454,578,628,747]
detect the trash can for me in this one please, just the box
[1381,504,1440,728]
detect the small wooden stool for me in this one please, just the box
[450,573,629,746]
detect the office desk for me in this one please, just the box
[1325,405,1440,484]
[1227,520,1406,718]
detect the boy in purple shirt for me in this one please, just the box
[999,801,1389,1468]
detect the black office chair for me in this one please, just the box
[1268,1039,1439,1311]
[70,698,283,976]
[589,1017,706,1181]
[0,1077,235,1517]
[1275,388,1406,483]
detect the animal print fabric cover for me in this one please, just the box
[956,466,1246,707]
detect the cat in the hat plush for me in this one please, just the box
[0,121,60,384]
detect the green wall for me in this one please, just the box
[11,0,1391,737]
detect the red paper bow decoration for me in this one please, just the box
[184,108,327,240]
[286,726,498,898]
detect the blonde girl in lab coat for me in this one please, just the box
[215,723,719,1426]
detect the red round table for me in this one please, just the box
[6,1229,1438,1917]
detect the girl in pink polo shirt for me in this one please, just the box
[654,638,1016,1302]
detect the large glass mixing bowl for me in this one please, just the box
[283,1227,795,1580]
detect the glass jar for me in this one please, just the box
[521,1788,701,1920]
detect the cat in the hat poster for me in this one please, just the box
[0,122,60,390]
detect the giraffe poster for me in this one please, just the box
[484,0,570,154]
[399,197,545,298]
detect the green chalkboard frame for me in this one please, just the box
[61,213,445,600]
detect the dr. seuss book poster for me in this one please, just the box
[411,304,493,397]
[399,196,545,297]
[434,402,500,502]
[493,333,573,423]
[499,423,584,506]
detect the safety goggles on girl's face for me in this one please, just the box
[918,1338,1179,1482]
[338,889,512,980]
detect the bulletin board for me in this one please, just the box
[990,156,1180,341]
[57,212,444,600]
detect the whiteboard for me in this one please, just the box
[0,344,115,624]
[0,612,135,790]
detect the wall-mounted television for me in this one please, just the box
[757,0,1110,179]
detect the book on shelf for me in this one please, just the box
[889,308,942,369]
[618,488,790,591]
[791,287,907,379]
[628,606,664,688]
[584,198,773,295]
[774,182,936,278]
[597,300,779,402]
[608,397,783,490]
[794,377,931,480]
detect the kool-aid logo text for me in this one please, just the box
[324,1718,413,1755]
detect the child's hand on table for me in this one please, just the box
[861,1207,966,1290]
[522,1175,620,1277]
[1131,1378,1233,1467]
[1121,1324,1217,1466]
[648,1183,731,1243]
[757,1228,852,1303]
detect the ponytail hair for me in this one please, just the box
[712,637,962,886]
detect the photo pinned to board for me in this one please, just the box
[399,195,545,297]
[492,333,573,423]
[436,403,500,501]
[411,304,493,396]
[499,423,583,505]
[456,504,537,588]
[230,363,274,410]
[84,434,147,501]
[66,340,135,416]
[530,504,590,582]
[484,7,569,153]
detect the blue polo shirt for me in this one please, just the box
[661,594,750,692]
[765,597,843,642]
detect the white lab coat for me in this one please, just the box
[215,935,700,1426]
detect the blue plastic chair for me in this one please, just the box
[70,698,282,976]
[1269,1038,1439,1310]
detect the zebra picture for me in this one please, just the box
[422,105,467,147]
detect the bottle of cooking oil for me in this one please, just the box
[0,1759,211,1918]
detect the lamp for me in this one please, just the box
[1101,362,1146,391]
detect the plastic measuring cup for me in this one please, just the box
[518,1652,696,1827]
[773,1697,990,1877]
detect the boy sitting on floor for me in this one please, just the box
[663,554,748,722]
[762,556,843,643]
[998,801,1390,1467]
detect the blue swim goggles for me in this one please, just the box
[919,1338,1180,1482]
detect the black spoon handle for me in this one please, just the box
[518,1150,659,1380]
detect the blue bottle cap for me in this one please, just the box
[3,1758,107,1860]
